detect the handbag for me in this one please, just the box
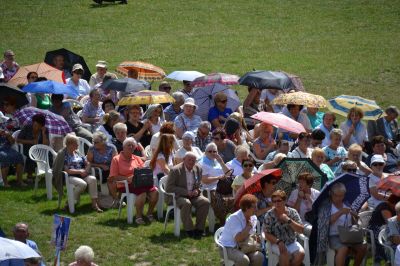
[238,233,261,254]
[132,167,154,188]
[337,214,364,244]
[216,170,234,195]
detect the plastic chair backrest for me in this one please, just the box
[358,210,373,228]
[78,137,92,155]
[214,227,224,247]
[29,144,56,171]
[159,176,168,194]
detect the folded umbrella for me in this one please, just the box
[191,83,240,121]
[7,62,65,86]
[100,78,150,93]
[251,111,306,134]
[0,237,41,261]
[22,80,78,98]
[116,61,166,81]
[117,90,175,106]
[166,71,205,81]
[191,72,240,87]
[272,91,327,108]
[0,84,29,108]
[239,70,293,91]
[327,95,383,120]
[14,107,73,135]
[377,175,400,197]
[44,48,92,81]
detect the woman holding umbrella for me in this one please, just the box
[253,123,276,160]
[340,107,367,148]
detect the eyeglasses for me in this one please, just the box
[372,163,385,167]
[207,150,218,153]
[219,100,227,103]
[243,164,254,168]
[272,199,284,203]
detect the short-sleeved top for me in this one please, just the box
[66,78,91,98]
[174,113,202,133]
[153,152,174,177]
[218,209,258,248]
[1,61,19,82]
[340,121,368,147]
[322,146,347,173]
[288,147,313,159]
[386,216,400,246]
[164,104,182,122]
[150,132,180,152]
[368,173,384,209]
[109,153,144,178]
[329,203,352,236]
[307,111,324,130]
[125,121,152,148]
[88,144,116,165]
[264,207,302,244]
[208,106,233,130]
[199,156,224,190]
[64,151,85,170]
[174,146,203,161]
[219,139,236,163]
[232,174,249,189]
[320,163,335,181]
[36,94,52,110]
[287,188,321,222]
[49,102,82,129]
[82,100,105,119]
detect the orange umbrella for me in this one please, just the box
[116,61,166,81]
[7,62,65,86]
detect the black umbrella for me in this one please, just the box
[100,78,150,93]
[239,70,293,91]
[44,48,92,81]
[0,83,29,108]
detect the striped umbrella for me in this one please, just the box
[191,72,240,87]
[8,62,65,86]
[117,90,175,106]
[116,61,166,81]
[327,95,383,120]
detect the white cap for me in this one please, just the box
[95,60,107,68]
[181,97,197,109]
[370,154,385,166]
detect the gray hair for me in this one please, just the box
[172,91,185,103]
[385,106,399,116]
[330,128,343,138]
[74,245,94,263]
[330,182,346,195]
[92,131,108,143]
[184,151,197,159]
[113,122,127,134]
[205,142,218,152]
[64,133,79,147]
[123,137,137,147]
[199,121,211,131]
[235,145,249,157]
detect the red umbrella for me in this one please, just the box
[251,111,306,134]
[377,175,400,196]
[234,168,282,210]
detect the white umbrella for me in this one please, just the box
[166,71,205,81]
[191,83,240,121]
[0,237,41,261]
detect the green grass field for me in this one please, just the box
[1,0,400,265]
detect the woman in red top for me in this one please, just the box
[108,137,158,224]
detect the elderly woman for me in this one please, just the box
[143,104,165,135]
[0,127,25,187]
[232,158,255,193]
[111,122,145,160]
[346,143,371,175]
[368,154,388,210]
[322,129,347,173]
[226,145,253,177]
[264,190,305,266]
[260,153,286,171]
[254,174,279,223]
[17,114,49,181]
[340,106,367,148]
[66,64,91,99]
[174,131,203,164]
[98,110,120,141]
[288,132,313,159]
[200,142,234,224]
[164,91,184,122]
[253,123,275,160]
[68,245,98,266]
[81,89,105,131]
[174,97,202,138]
[208,92,233,130]
[125,105,152,148]
[218,194,264,266]
[87,131,117,185]
[288,173,321,222]
[212,128,237,163]
[311,148,335,181]
[109,137,158,224]
[61,134,102,212]
[150,133,175,179]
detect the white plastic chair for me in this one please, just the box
[154,175,165,220]
[200,188,216,233]
[214,227,235,266]
[117,180,136,224]
[266,234,310,266]
[378,227,395,265]
[91,167,109,195]
[62,171,76,214]
[29,144,57,200]
[12,130,26,162]
[159,176,181,237]
[78,137,92,155]
[358,210,376,259]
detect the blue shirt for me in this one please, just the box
[322,146,347,173]
[164,104,182,122]
[207,106,232,130]
[174,113,202,133]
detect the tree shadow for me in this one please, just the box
[39,203,102,217]
[89,1,125,9]
[148,232,185,244]
[96,218,137,230]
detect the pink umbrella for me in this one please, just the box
[191,72,239,87]
[251,111,306,134]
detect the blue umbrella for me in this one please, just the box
[22,80,78,98]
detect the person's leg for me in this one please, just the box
[191,195,210,231]
[15,163,24,184]
[225,247,250,266]
[291,250,305,266]
[134,193,146,219]
[176,197,194,231]
[84,175,101,211]
[335,247,349,266]
[146,189,159,217]
[278,248,290,266]
[68,176,87,203]
[353,243,367,266]
[247,251,264,266]
[1,166,10,187]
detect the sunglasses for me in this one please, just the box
[372,163,385,167]
[219,100,227,103]
[243,164,254,168]
[272,199,284,203]
[207,150,218,153]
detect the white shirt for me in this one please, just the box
[66,78,91,98]
[287,188,320,222]
[153,153,173,177]
[226,158,256,177]
[329,203,352,236]
[150,132,180,152]
[368,173,384,209]
[340,121,368,147]
[184,166,195,191]
[218,209,257,248]
[200,158,224,190]
[174,146,203,161]
[288,147,313,159]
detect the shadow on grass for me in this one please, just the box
[148,232,186,244]
[96,218,138,230]
[40,203,101,217]
[89,1,124,9]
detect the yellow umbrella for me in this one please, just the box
[271,91,327,108]
[117,90,175,106]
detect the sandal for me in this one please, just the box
[93,206,103,213]
[147,214,155,222]
[135,217,145,225]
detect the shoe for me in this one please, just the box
[185,230,195,238]
[194,229,205,238]
[147,214,155,222]
[135,217,145,225]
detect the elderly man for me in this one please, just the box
[166,152,210,238]
[0,50,19,82]
[368,106,399,147]
[164,91,184,122]
[174,98,202,138]
[194,121,212,152]
[52,54,71,79]
[89,60,117,88]
[315,112,337,147]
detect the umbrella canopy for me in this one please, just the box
[251,112,306,134]
[281,71,305,91]
[327,95,383,120]
[100,78,150,93]
[22,80,78,98]
[234,169,282,210]
[377,175,400,196]
[117,90,175,106]
[276,158,328,197]
[0,84,29,108]
[239,70,293,91]
[191,83,241,121]
[271,91,327,108]
[116,61,166,81]
[0,237,41,261]
[7,62,65,86]
[14,107,73,135]
[44,48,91,81]
[166,71,205,81]
[191,72,240,87]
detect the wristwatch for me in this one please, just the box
[287,218,292,225]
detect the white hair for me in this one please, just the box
[64,133,79,147]
[113,122,127,134]
[184,151,197,159]
[92,131,108,143]
[205,142,218,152]
[330,182,346,195]
[74,245,94,263]
[122,137,137,147]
